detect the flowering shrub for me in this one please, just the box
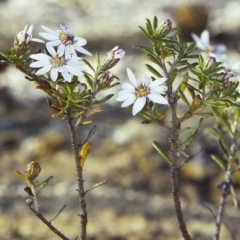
[0,17,240,240]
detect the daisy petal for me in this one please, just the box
[50,68,58,82]
[35,64,52,75]
[150,78,167,87]
[132,97,146,115]
[116,93,136,101]
[121,96,136,107]
[127,68,138,87]
[148,93,168,104]
[41,25,59,36]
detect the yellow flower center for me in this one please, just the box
[51,55,66,68]
[135,84,150,97]
[60,31,74,45]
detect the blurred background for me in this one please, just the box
[0,0,240,239]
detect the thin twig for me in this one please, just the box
[27,204,69,240]
[213,170,232,240]
[80,125,97,146]
[176,147,203,170]
[66,114,87,240]
[50,205,67,223]
[84,180,107,195]
[201,202,235,240]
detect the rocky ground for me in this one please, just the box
[0,0,240,240]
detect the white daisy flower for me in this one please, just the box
[39,25,92,57]
[29,46,84,82]
[16,24,44,45]
[191,30,228,64]
[116,68,168,116]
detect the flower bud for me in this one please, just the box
[202,56,216,73]
[97,71,116,90]
[101,46,125,70]
[222,71,235,85]
[14,25,44,54]
[56,83,67,97]
[26,161,41,181]
[73,83,87,97]
[155,19,172,38]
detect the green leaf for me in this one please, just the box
[153,16,158,30]
[206,102,228,108]
[0,51,10,59]
[192,112,213,118]
[179,74,188,92]
[84,74,94,90]
[138,26,150,39]
[93,94,114,104]
[140,111,154,121]
[152,141,171,164]
[145,64,163,77]
[178,88,190,108]
[181,118,203,150]
[96,52,101,66]
[146,18,154,36]
[36,176,54,192]
[169,71,177,83]
[186,42,196,52]
[82,59,95,72]
[210,154,226,170]
[134,45,154,55]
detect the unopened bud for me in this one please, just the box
[56,83,67,97]
[14,25,44,54]
[16,25,32,45]
[101,46,125,70]
[203,56,216,73]
[26,161,41,181]
[98,71,116,90]
[222,71,235,85]
[73,83,87,96]
[155,19,172,38]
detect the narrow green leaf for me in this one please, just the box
[0,51,10,59]
[152,141,171,164]
[210,154,226,170]
[186,42,196,52]
[93,94,114,104]
[179,74,188,92]
[84,74,94,90]
[178,89,190,108]
[138,26,150,39]
[140,111,154,120]
[82,59,95,72]
[134,45,153,55]
[192,112,213,118]
[146,18,154,36]
[181,118,203,150]
[145,64,163,78]
[206,102,228,108]
[153,16,158,30]
[169,71,177,83]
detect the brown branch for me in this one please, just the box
[66,114,87,240]
[213,170,232,240]
[27,204,69,240]
[169,93,192,240]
